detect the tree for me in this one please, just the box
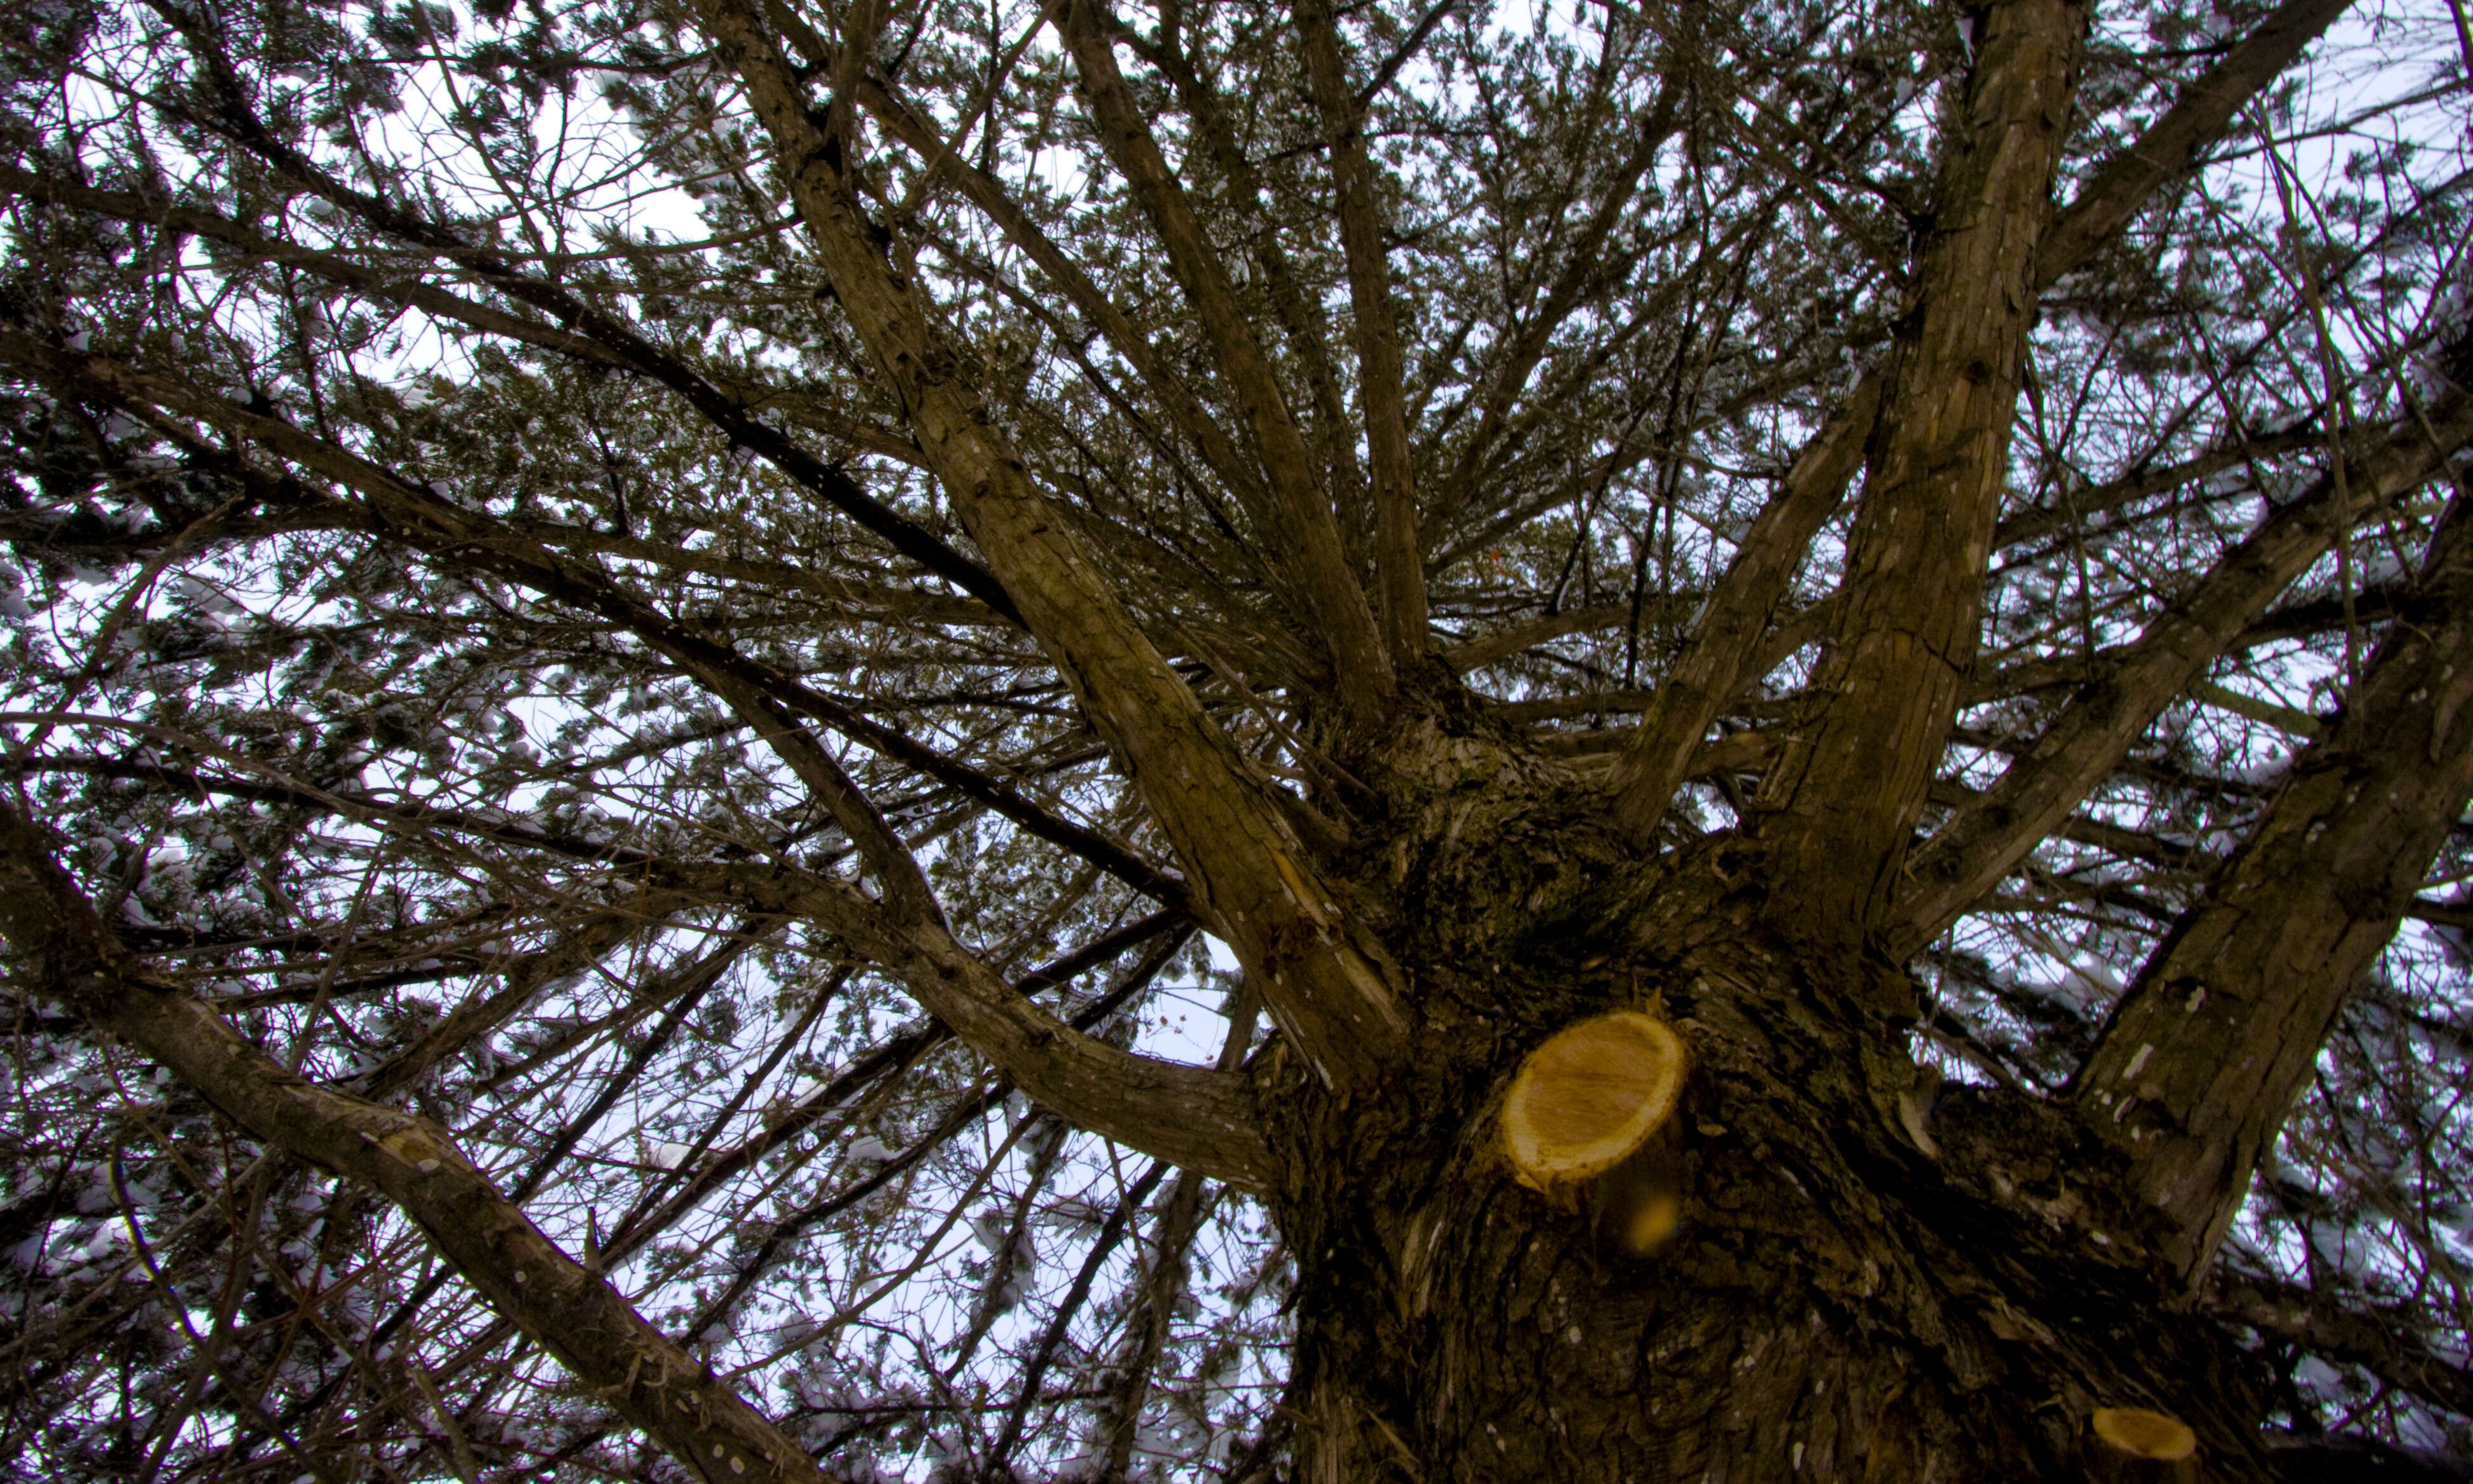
[0,0,2468,1475]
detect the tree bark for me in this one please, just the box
[2074,478,2473,1276]
[1207,711,2283,1482]
[1752,0,2088,948]
[1257,912,2274,1483]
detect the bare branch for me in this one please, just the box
[0,800,829,1484]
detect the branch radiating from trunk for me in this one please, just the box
[1749,0,2088,950]
[0,801,831,1484]
[688,0,1411,1088]
[1055,0,1397,716]
[1605,0,2355,842]
[125,24,1019,625]
[2072,477,2473,1275]
[696,684,1280,1184]
[1298,0,1428,663]
[850,76,1275,518]
[0,330,1188,912]
[1892,392,2473,952]
[2035,0,2355,277]
[0,331,1276,1177]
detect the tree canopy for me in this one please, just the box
[0,0,2469,1478]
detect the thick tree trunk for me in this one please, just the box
[1254,714,2274,1482]
[1262,943,2269,1481]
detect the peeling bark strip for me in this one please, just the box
[0,802,829,1484]
[1753,0,2089,943]
[687,0,1410,1088]
[2075,483,2473,1276]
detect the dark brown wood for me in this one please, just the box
[1297,0,1429,663]
[1055,0,1398,719]
[2074,484,2473,1275]
[1752,0,2089,949]
[0,802,829,1484]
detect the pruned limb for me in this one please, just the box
[1500,1012,1689,1191]
[0,801,831,1484]
[1892,391,2473,955]
[2086,1408,2201,1483]
[1499,1012,1691,1256]
[2070,477,2473,1277]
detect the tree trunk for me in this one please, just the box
[1261,947,2271,1480]
[1252,715,2275,1482]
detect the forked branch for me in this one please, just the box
[1749,0,2088,947]
[1605,0,2356,843]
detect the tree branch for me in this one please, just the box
[0,329,1190,913]
[1892,392,2473,955]
[1054,0,1397,716]
[1298,0,1428,662]
[2070,477,2473,1276]
[688,0,1411,1087]
[1747,0,2089,957]
[131,20,1018,621]
[0,800,830,1484]
[1604,0,2355,841]
[850,74,1275,518]
[2037,0,2355,279]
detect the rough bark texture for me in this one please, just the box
[2,0,2451,1476]
[2076,480,2473,1276]
[1247,700,2278,1483]
[1753,0,2088,944]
